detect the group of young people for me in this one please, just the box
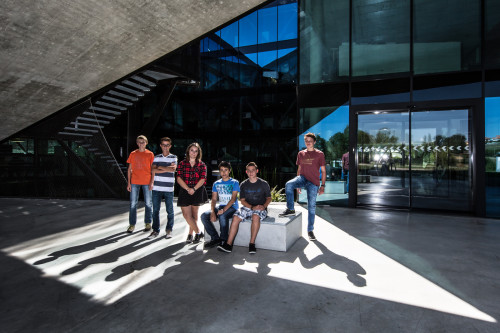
[126,132,326,253]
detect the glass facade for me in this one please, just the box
[300,0,349,84]
[352,0,410,77]
[2,0,500,219]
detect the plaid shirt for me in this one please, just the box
[176,160,207,187]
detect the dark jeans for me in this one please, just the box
[200,205,236,241]
[152,190,174,232]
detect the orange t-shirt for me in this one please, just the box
[127,149,155,185]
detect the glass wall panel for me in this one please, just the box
[411,110,471,211]
[357,112,410,208]
[413,72,482,101]
[485,0,500,68]
[221,21,238,47]
[258,6,278,44]
[298,105,349,206]
[239,12,258,47]
[485,96,500,217]
[352,0,410,77]
[300,0,349,84]
[278,2,298,41]
[413,0,481,74]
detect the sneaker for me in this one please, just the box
[126,225,135,233]
[147,231,159,239]
[249,243,257,254]
[186,234,193,244]
[308,231,316,241]
[143,223,152,232]
[165,230,172,239]
[204,239,221,248]
[217,242,233,253]
[279,209,296,217]
[193,231,204,244]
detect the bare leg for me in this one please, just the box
[226,215,242,245]
[250,214,261,244]
[181,206,199,234]
[190,205,200,234]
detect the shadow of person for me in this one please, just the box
[61,236,163,276]
[34,232,129,265]
[243,237,309,276]
[105,241,192,281]
[298,239,367,287]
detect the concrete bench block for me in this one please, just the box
[204,207,302,252]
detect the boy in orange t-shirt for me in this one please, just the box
[126,135,155,233]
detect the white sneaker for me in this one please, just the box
[165,230,172,239]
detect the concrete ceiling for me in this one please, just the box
[0,0,267,141]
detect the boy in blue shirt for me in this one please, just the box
[201,161,240,248]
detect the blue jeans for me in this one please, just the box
[152,190,174,232]
[129,184,152,226]
[200,205,236,241]
[285,175,319,232]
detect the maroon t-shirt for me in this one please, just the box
[296,149,326,186]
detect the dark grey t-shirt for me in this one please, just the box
[240,178,271,206]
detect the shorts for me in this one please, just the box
[177,186,208,207]
[234,206,268,221]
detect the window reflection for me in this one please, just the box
[485,96,500,217]
[298,105,349,206]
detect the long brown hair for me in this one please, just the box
[185,142,202,162]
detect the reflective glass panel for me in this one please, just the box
[352,0,410,77]
[357,112,410,208]
[300,0,349,84]
[239,12,257,47]
[258,6,277,44]
[485,97,500,217]
[485,0,500,68]
[413,0,481,74]
[298,105,349,206]
[410,110,471,211]
[278,2,297,41]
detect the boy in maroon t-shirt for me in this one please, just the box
[279,132,326,241]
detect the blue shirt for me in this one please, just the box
[212,178,240,210]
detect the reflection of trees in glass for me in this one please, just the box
[329,125,349,161]
[374,130,398,144]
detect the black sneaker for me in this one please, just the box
[186,234,193,244]
[217,242,233,253]
[193,231,204,244]
[308,231,316,241]
[279,209,296,217]
[204,239,221,248]
[249,243,257,254]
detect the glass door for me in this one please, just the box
[357,111,410,208]
[356,109,472,212]
[410,109,471,211]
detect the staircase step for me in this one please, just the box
[95,101,127,110]
[89,106,122,115]
[76,116,110,125]
[108,90,138,102]
[122,80,151,92]
[101,95,133,106]
[83,111,116,120]
[115,85,144,97]
[131,75,156,87]
[63,127,98,133]
[70,121,104,129]
[143,70,177,81]
[58,132,92,137]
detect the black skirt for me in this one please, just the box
[177,186,208,207]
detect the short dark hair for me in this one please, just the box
[246,162,258,169]
[218,161,231,171]
[304,132,316,142]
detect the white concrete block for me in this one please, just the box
[205,207,302,252]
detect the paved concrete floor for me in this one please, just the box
[1,198,499,332]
